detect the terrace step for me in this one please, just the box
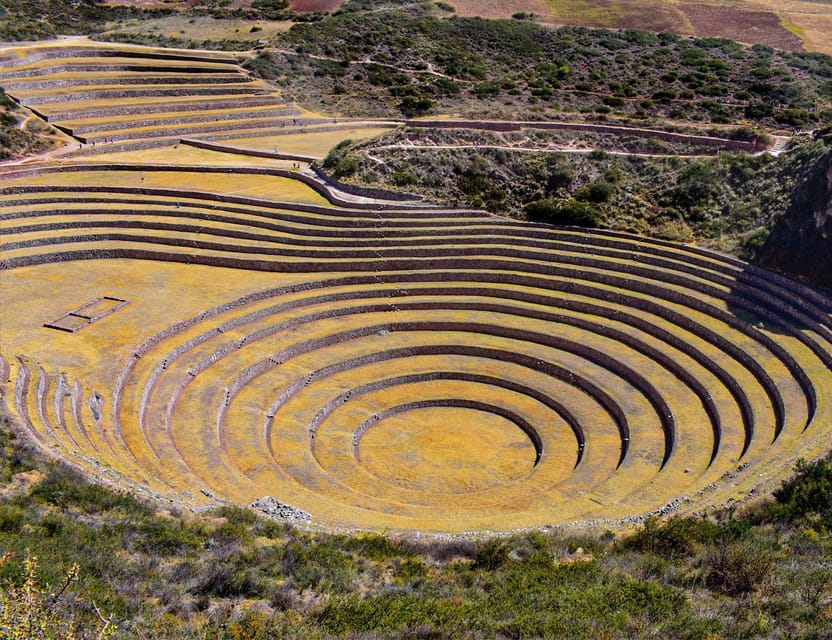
[15,83,271,106]
[36,95,285,122]
[0,46,239,69]
[0,74,254,91]
[76,116,324,144]
[0,63,243,80]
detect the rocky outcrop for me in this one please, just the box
[251,496,312,523]
[757,147,832,291]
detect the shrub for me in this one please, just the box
[134,519,201,556]
[391,170,419,186]
[620,516,722,558]
[575,179,614,203]
[322,140,359,178]
[473,538,509,570]
[758,457,832,528]
[776,108,816,128]
[252,0,289,19]
[337,532,407,559]
[671,161,719,209]
[472,81,501,98]
[547,164,575,191]
[0,504,25,534]
[398,96,434,117]
[525,199,604,227]
[281,540,355,593]
[394,556,428,583]
[314,591,471,635]
[704,539,774,595]
[192,557,265,598]
[432,77,460,95]
[29,467,150,515]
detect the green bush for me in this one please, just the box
[525,198,604,227]
[281,540,356,593]
[134,519,201,556]
[315,591,472,635]
[704,539,774,595]
[192,557,265,598]
[759,457,832,528]
[0,504,25,534]
[776,108,816,128]
[394,556,428,582]
[620,515,722,558]
[322,140,360,177]
[671,161,719,209]
[337,532,408,559]
[252,0,289,19]
[473,538,509,570]
[29,467,150,515]
[391,170,419,186]
[575,179,614,203]
[398,95,434,117]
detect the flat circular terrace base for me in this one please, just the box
[357,406,538,494]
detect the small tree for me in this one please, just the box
[525,198,604,227]
[0,550,114,640]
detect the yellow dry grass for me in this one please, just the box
[101,15,294,42]
[219,126,395,157]
[1,167,329,204]
[3,238,832,530]
[27,94,268,120]
[770,3,832,55]
[59,104,284,129]
[13,81,269,102]
[0,36,238,62]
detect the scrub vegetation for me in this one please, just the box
[251,0,832,125]
[321,126,832,254]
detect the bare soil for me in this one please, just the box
[678,2,804,50]
[448,0,551,20]
[289,0,346,12]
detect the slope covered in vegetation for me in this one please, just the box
[252,1,832,126]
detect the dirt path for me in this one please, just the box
[373,142,720,158]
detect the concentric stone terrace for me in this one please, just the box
[0,39,391,154]
[2,158,832,532]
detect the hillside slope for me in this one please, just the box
[758,143,832,290]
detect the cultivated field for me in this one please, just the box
[96,0,832,55]
[2,41,832,533]
[448,0,832,54]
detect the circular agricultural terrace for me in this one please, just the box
[1,40,831,531]
[2,165,832,532]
